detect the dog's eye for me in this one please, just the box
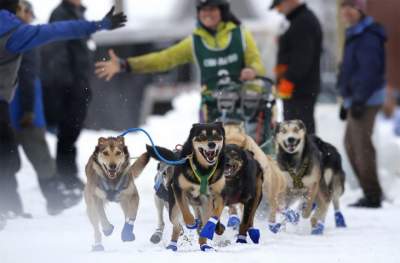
[211,134,222,141]
[196,134,207,141]
[281,128,287,134]
[102,151,109,156]
[293,127,299,133]
[115,151,122,156]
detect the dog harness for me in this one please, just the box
[98,172,131,202]
[189,157,219,195]
[285,156,311,189]
[154,165,170,202]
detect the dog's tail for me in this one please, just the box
[145,144,180,163]
[130,152,150,178]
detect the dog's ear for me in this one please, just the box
[274,122,281,136]
[116,136,125,145]
[98,137,108,145]
[296,120,307,132]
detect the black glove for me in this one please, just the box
[339,104,348,121]
[103,6,127,30]
[350,102,365,120]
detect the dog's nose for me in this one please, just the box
[287,137,296,144]
[109,163,117,170]
[208,142,216,149]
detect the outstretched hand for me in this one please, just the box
[95,49,121,81]
[103,6,127,30]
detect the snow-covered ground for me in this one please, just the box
[1,91,400,263]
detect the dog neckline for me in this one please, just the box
[284,156,311,189]
[188,157,219,195]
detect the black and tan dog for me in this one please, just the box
[84,137,149,251]
[272,120,346,235]
[146,122,226,252]
[222,144,263,244]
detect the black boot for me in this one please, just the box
[349,197,381,208]
[56,146,85,191]
[39,178,82,216]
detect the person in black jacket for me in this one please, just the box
[270,0,322,134]
[41,0,95,192]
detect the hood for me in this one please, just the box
[0,10,22,37]
[347,16,387,41]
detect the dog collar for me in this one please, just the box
[285,156,311,189]
[189,157,219,195]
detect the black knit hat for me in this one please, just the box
[196,0,241,25]
[196,0,229,9]
[0,0,20,13]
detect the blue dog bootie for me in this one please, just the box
[268,222,282,234]
[166,241,178,252]
[236,235,247,244]
[334,211,347,228]
[121,218,135,242]
[311,220,325,235]
[248,227,260,244]
[200,243,215,252]
[283,209,300,225]
[200,216,218,240]
[102,224,114,237]
[186,218,200,230]
[227,214,241,229]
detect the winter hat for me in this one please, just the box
[341,0,367,13]
[0,0,20,13]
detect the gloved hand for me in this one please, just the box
[350,102,365,120]
[277,79,295,100]
[339,104,348,121]
[19,112,35,128]
[100,6,127,30]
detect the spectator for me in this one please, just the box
[10,0,82,215]
[41,0,96,192]
[0,0,126,222]
[270,0,322,134]
[338,0,386,208]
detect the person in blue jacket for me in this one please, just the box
[0,0,126,223]
[9,0,83,216]
[338,0,386,208]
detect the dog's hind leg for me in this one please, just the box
[150,195,165,244]
[166,204,182,251]
[172,183,196,228]
[310,192,330,235]
[84,193,103,251]
[120,186,139,242]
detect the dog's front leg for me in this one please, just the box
[84,192,103,251]
[172,182,196,229]
[310,191,330,235]
[120,186,139,242]
[199,194,225,243]
[302,182,319,219]
[94,198,114,237]
[165,203,182,252]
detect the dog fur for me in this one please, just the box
[84,136,149,250]
[146,123,226,249]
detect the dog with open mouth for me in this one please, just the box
[84,136,149,251]
[222,144,264,244]
[273,120,347,234]
[146,122,226,252]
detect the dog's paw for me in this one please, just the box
[102,224,114,237]
[200,217,218,240]
[200,244,215,252]
[150,230,163,244]
[311,221,325,235]
[335,211,347,228]
[91,244,104,252]
[236,235,247,244]
[166,241,178,252]
[227,214,241,229]
[283,209,300,225]
[121,222,135,242]
[248,228,260,244]
[268,222,281,234]
[186,218,200,230]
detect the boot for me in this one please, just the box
[56,146,85,191]
[349,196,381,208]
[39,178,82,216]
